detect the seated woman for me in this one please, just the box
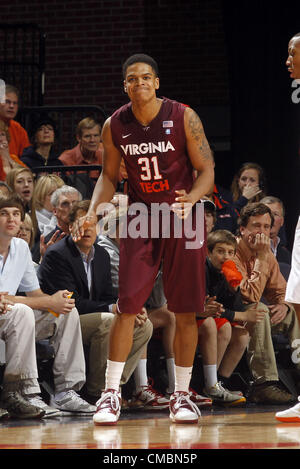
[21,115,63,169]
[31,174,65,236]
[6,166,39,244]
[230,162,267,213]
[0,119,27,180]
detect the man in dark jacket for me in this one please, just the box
[38,199,152,403]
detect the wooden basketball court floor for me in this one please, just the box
[0,403,300,452]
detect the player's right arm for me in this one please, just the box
[72,118,122,241]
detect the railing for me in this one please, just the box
[19,105,108,154]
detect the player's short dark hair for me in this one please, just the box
[0,195,25,221]
[122,54,159,78]
[238,202,274,230]
[207,230,237,253]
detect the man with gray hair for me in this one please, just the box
[260,196,291,269]
[33,185,82,263]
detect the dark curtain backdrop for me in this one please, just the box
[221,0,300,247]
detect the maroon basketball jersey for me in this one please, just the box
[110,97,194,206]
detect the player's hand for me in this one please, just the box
[71,211,97,242]
[49,290,75,315]
[171,189,195,219]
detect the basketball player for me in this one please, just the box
[73,54,214,425]
[276,33,300,423]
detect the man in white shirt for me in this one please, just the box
[0,196,95,418]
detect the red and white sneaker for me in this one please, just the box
[93,389,121,426]
[132,385,170,410]
[169,391,201,424]
[189,388,212,408]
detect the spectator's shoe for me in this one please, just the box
[0,407,9,420]
[93,389,121,426]
[204,382,246,406]
[275,397,300,422]
[189,388,212,408]
[50,390,96,414]
[132,385,170,410]
[249,382,296,405]
[26,395,62,418]
[169,391,201,424]
[1,391,45,419]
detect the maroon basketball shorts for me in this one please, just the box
[117,205,206,315]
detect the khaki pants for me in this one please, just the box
[80,313,153,397]
[246,302,300,384]
[1,304,86,395]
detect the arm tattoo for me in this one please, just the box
[188,110,213,161]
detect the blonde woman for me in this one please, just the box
[31,174,64,236]
[6,166,38,239]
[0,119,27,179]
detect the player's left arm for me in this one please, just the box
[173,107,214,218]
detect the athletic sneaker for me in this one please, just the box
[189,388,212,408]
[132,385,170,410]
[93,389,121,426]
[0,407,9,420]
[169,391,201,424]
[1,391,45,419]
[26,394,61,418]
[50,390,96,414]
[275,396,300,422]
[204,381,246,406]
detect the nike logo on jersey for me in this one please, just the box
[122,133,131,139]
[120,141,175,156]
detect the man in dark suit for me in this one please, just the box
[38,199,153,403]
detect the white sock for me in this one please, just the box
[105,360,125,392]
[166,358,175,394]
[174,365,192,393]
[203,364,218,389]
[133,359,148,392]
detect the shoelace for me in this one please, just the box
[142,385,164,399]
[97,391,120,412]
[173,393,201,416]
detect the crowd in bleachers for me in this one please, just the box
[0,83,298,421]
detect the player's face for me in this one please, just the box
[0,92,19,121]
[208,242,236,271]
[286,37,300,79]
[124,63,159,104]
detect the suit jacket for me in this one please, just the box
[38,235,116,315]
